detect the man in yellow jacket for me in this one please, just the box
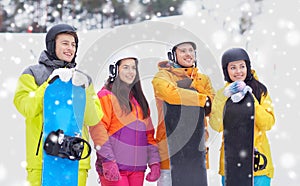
[13,24,103,186]
[209,48,275,186]
[152,40,215,185]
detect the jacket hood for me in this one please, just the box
[157,60,172,69]
[157,60,198,78]
[39,50,76,69]
[251,69,259,80]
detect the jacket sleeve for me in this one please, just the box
[254,93,275,131]
[209,88,227,132]
[191,73,215,116]
[145,116,161,165]
[152,70,207,107]
[191,73,215,101]
[89,92,116,162]
[84,84,103,126]
[13,74,48,118]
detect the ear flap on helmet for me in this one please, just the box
[109,61,118,81]
[167,51,175,62]
[167,46,178,64]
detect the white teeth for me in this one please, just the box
[64,52,72,56]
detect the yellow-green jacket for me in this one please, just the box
[13,51,103,170]
[209,70,275,178]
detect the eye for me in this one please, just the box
[122,65,128,70]
[177,48,186,53]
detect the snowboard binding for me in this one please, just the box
[254,149,267,172]
[44,129,91,160]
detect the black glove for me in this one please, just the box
[204,96,211,116]
[176,78,192,89]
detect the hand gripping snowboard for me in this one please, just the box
[42,77,86,186]
[163,103,208,186]
[223,92,254,186]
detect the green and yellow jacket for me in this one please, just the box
[13,51,103,170]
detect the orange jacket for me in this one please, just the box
[89,87,160,172]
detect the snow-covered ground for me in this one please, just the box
[1,0,299,185]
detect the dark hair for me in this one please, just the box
[105,59,150,119]
[45,24,78,64]
[245,77,267,103]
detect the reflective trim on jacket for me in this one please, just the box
[209,70,275,178]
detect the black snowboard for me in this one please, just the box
[223,92,254,186]
[163,102,208,186]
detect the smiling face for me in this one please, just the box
[227,60,247,82]
[118,58,137,85]
[55,33,76,62]
[175,43,195,67]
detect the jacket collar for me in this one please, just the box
[38,50,76,69]
[158,60,198,77]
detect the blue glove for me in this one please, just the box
[224,80,252,103]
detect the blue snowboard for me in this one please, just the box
[42,77,86,186]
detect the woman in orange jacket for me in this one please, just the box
[89,53,160,186]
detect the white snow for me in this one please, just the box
[1,0,300,185]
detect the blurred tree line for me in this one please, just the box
[0,0,185,33]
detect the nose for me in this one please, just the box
[128,67,136,74]
[67,43,75,51]
[236,67,243,73]
[186,50,195,57]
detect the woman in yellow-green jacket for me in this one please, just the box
[13,24,103,186]
[209,48,275,186]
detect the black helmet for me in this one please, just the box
[45,24,78,63]
[221,48,252,82]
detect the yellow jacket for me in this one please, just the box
[209,70,275,178]
[152,61,215,169]
[13,51,103,170]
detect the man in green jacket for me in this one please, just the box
[13,23,103,186]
